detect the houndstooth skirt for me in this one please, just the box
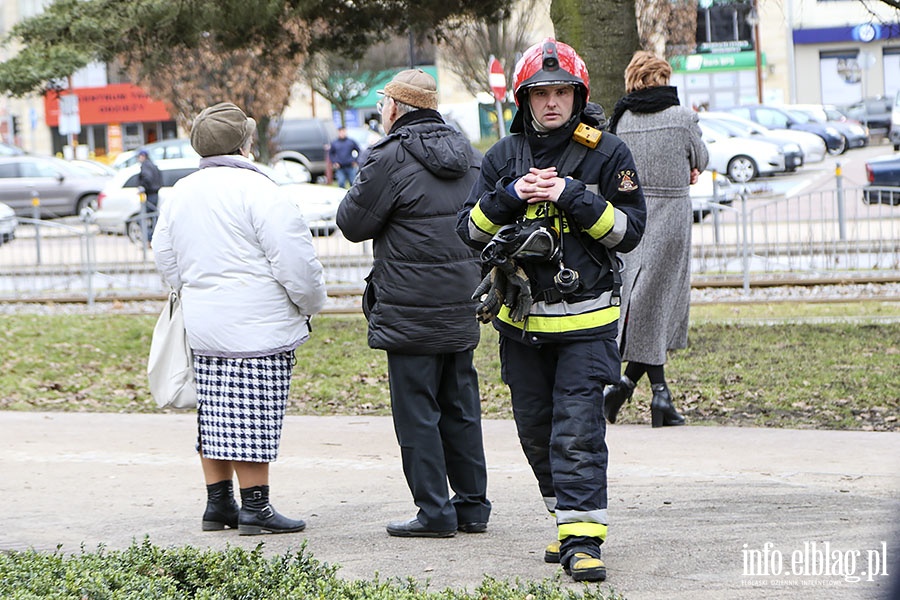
[194,352,294,462]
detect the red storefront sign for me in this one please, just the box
[44,83,172,126]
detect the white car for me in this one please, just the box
[700,111,826,165]
[698,121,787,183]
[0,201,18,244]
[92,158,341,242]
[690,169,737,222]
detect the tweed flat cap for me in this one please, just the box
[382,69,438,111]
[190,102,256,157]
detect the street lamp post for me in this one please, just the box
[747,1,764,103]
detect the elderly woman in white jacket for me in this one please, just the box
[153,102,327,535]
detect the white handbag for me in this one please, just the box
[147,291,198,409]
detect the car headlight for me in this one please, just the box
[849,125,866,135]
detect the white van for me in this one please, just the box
[890,91,900,151]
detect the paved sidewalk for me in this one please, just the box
[2,411,898,599]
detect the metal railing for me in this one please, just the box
[1,181,898,304]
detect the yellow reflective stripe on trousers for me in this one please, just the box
[497,294,619,333]
[558,522,609,542]
[468,201,502,241]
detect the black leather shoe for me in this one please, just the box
[386,517,456,538]
[604,375,636,424]
[650,383,686,428]
[457,522,488,533]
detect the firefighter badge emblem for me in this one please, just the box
[617,170,638,192]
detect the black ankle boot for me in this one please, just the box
[238,485,306,535]
[650,383,685,428]
[202,479,240,531]
[603,375,636,424]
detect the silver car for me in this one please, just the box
[0,155,113,218]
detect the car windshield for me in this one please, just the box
[786,110,813,124]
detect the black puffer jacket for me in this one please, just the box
[336,110,482,354]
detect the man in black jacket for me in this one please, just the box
[137,149,162,243]
[336,69,491,538]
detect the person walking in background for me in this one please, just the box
[153,102,327,536]
[457,39,646,582]
[604,50,709,428]
[337,69,491,539]
[136,149,162,243]
[328,126,361,188]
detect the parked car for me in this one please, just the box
[0,201,18,244]
[842,96,893,135]
[725,105,846,155]
[697,120,788,182]
[0,155,113,218]
[783,105,869,152]
[699,113,804,171]
[269,118,338,182]
[889,92,900,151]
[92,157,340,242]
[111,138,198,170]
[701,111,826,165]
[93,158,201,241]
[863,153,900,206]
[691,169,737,222]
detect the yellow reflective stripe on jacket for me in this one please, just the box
[497,294,619,333]
[584,205,628,247]
[468,201,501,242]
[558,522,609,541]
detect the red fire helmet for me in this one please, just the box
[512,38,590,107]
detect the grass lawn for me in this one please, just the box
[1,299,897,430]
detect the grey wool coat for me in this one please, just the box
[613,104,708,364]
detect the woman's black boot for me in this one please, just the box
[650,383,685,428]
[238,485,306,535]
[202,479,239,531]
[603,375,636,424]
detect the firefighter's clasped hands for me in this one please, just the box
[514,167,567,204]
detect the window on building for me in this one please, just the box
[696,0,755,53]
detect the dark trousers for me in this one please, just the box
[386,350,491,530]
[143,192,159,242]
[499,335,615,557]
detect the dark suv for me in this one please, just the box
[843,97,893,134]
[270,118,338,182]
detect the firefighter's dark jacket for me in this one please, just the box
[337,109,483,354]
[457,113,646,344]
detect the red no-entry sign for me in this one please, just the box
[489,56,506,103]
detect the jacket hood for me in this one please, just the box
[392,110,473,179]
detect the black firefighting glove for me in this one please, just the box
[472,267,507,324]
[502,264,532,323]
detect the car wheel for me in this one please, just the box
[894,143,899,152]
[271,159,312,183]
[76,194,99,215]
[126,218,144,244]
[827,137,847,156]
[727,156,757,183]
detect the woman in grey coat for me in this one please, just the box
[604,51,709,427]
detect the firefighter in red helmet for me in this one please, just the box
[457,38,646,582]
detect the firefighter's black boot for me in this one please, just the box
[238,485,306,535]
[603,375,636,424]
[650,383,685,428]
[202,479,240,531]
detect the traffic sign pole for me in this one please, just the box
[488,56,507,138]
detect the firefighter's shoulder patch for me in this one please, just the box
[617,170,639,192]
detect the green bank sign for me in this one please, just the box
[670,51,765,73]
